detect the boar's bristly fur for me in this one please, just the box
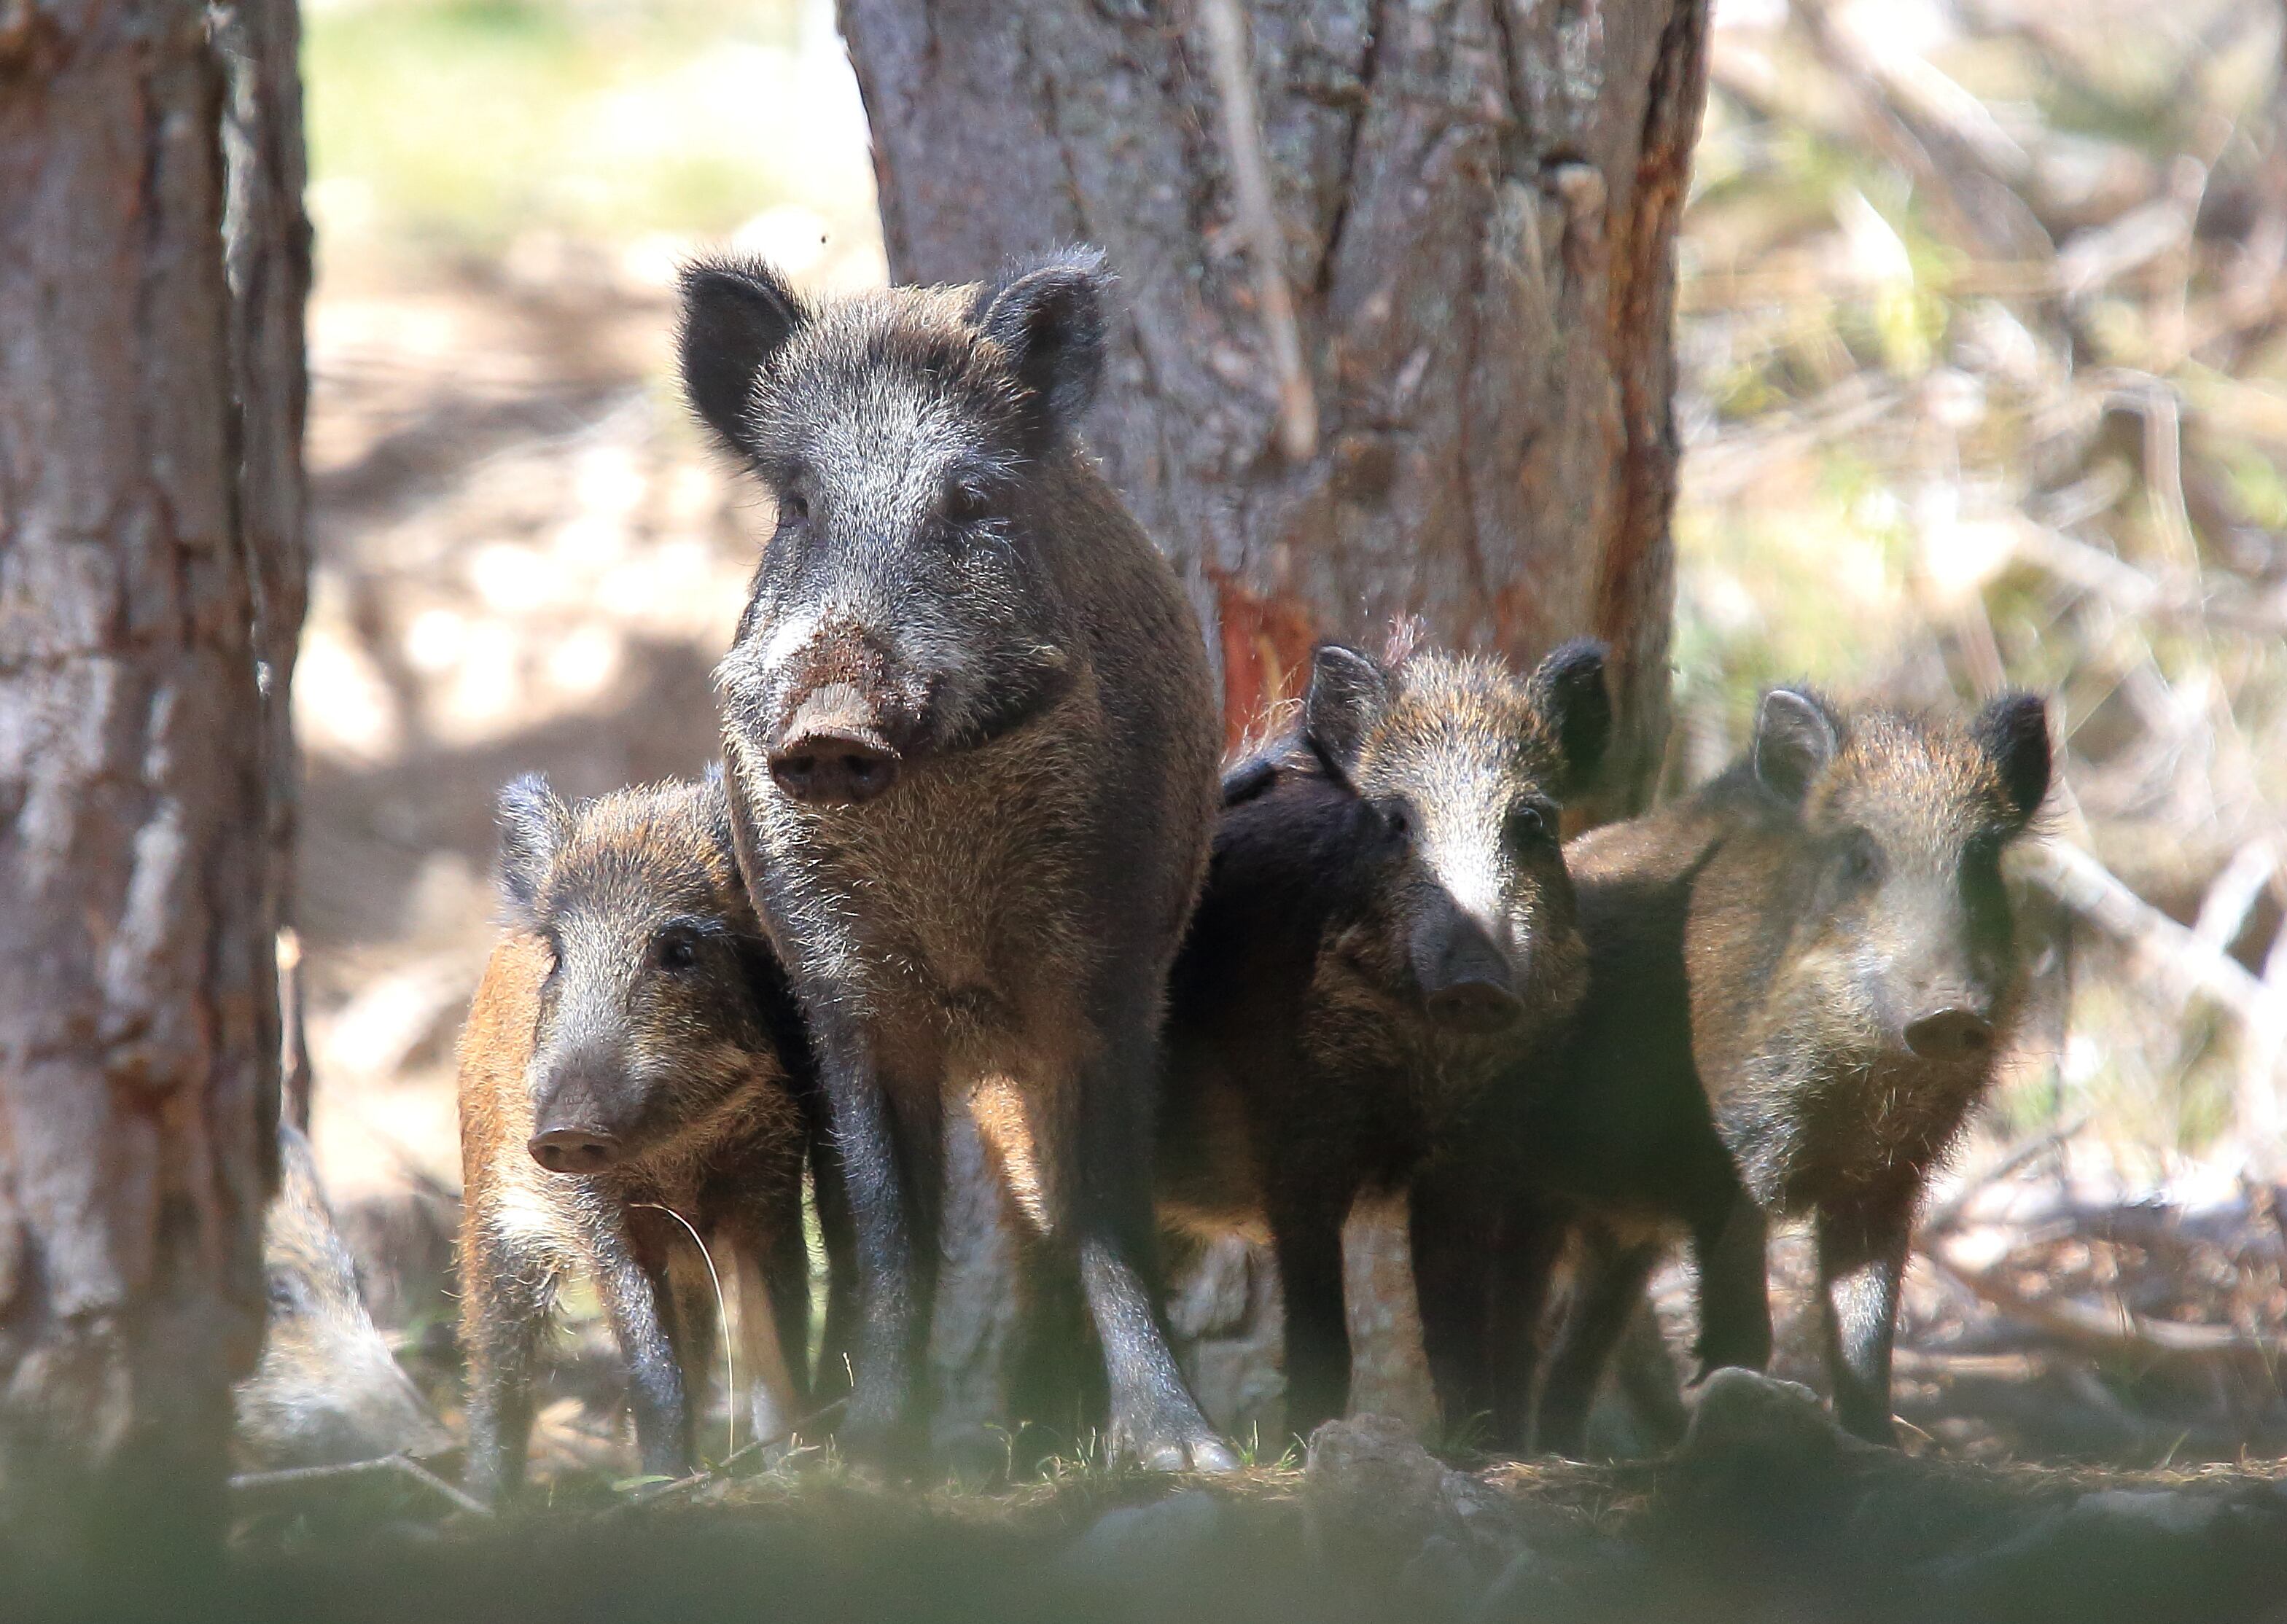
[1158,634,1610,1442]
[1432,688,2050,1453]
[234,1127,450,1469]
[456,772,818,1503]
[685,249,1232,1471]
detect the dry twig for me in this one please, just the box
[230,1451,491,1518]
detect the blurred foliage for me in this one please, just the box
[1670,0,2287,1170]
[304,0,871,267]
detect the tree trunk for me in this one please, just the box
[0,0,306,1565]
[838,0,1707,819]
[838,0,1709,1443]
[217,0,314,1134]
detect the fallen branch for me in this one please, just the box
[2017,841,2281,1033]
[1920,1117,2088,1237]
[599,1394,852,1516]
[1920,1242,2278,1367]
[2011,522,2287,640]
[230,1451,491,1518]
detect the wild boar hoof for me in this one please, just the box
[1124,1421,1242,1475]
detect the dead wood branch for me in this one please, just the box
[1921,1243,2278,1365]
[1921,1119,2089,1236]
[230,1452,491,1518]
[2019,842,2282,1031]
[2010,523,2287,639]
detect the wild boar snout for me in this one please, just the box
[767,683,905,806]
[528,1057,636,1174]
[1903,1005,1995,1062]
[1414,902,1524,1034]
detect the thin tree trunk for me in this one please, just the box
[0,0,304,1564]
[838,0,1708,820]
[217,0,313,1133]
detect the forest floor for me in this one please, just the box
[205,1376,2287,1624]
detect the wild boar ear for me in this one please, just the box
[1973,692,2051,829]
[975,246,1110,434]
[679,257,806,460]
[1302,643,1388,785]
[697,760,739,860]
[495,773,572,922]
[1753,688,1839,805]
[1530,639,1612,795]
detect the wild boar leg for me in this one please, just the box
[730,1243,803,1452]
[1815,1201,1908,1445]
[1484,1198,1570,1453]
[658,1231,724,1459]
[461,1235,555,1504]
[1409,1185,1569,1453]
[1408,1176,1501,1443]
[1688,1191,1774,1377]
[806,1123,859,1405]
[1267,1190,1349,1443]
[1071,1018,1236,1472]
[582,1209,693,1480]
[823,1039,931,1463]
[1536,1233,1660,1459]
[760,1209,816,1415]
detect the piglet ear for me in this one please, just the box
[495,773,572,923]
[1974,692,2051,829]
[1302,643,1388,786]
[975,246,1110,435]
[1530,639,1612,795]
[679,257,807,460]
[1753,688,1839,805]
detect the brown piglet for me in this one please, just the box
[456,771,820,1503]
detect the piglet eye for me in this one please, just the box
[1842,835,1884,888]
[655,930,699,973]
[778,491,809,525]
[1378,800,1414,842]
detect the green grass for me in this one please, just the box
[303,0,869,257]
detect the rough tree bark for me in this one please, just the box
[0,0,308,1564]
[837,0,1710,1440]
[217,0,313,1134]
[839,0,1707,820]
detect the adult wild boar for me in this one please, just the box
[682,249,1232,1469]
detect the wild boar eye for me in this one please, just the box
[946,480,992,525]
[1505,802,1555,848]
[1376,799,1414,843]
[655,929,700,973]
[778,490,810,525]
[1840,834,1884,889]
